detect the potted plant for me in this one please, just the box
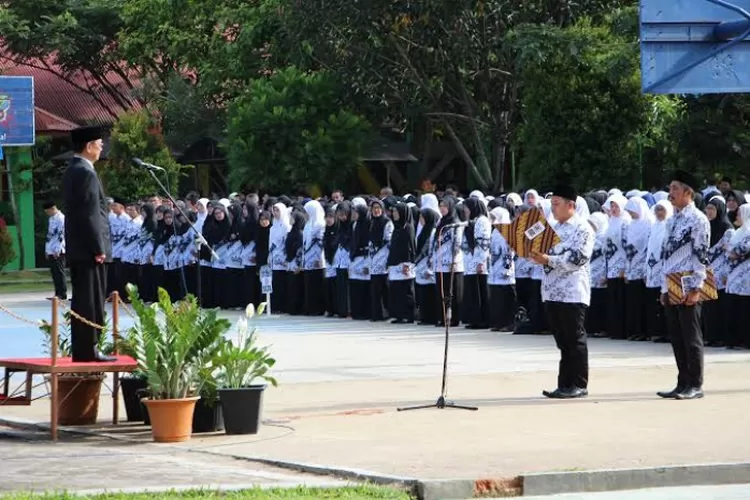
[116,331,150,423]
[128,284,230,442]
[39,312,114,425]
[216,303,277,435]
[192,369,224,433]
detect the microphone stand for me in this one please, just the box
[398,224,478,412]
[142,167,216,307]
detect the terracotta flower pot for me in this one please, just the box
[142,397,199,442]
[56,375,104,426]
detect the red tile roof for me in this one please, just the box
[0,55,141,128]
[35,106,80,133]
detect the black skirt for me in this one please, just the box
[489,284,516,330]
[388,279,415,322]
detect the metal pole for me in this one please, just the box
[112,291,120,425]
[714,19,750,40]
[50,297,59,441]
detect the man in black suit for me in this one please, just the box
[61,126,116,362]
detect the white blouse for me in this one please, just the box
[415,229,436,285]
[462,216,491,276]
[432,225,464,273]
[369,221,394,276]
[488,230,515,286]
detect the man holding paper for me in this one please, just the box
[657,170,711,400]
[529,184,594,399]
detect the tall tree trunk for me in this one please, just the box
[5,162,25,270]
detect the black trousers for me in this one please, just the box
[702,290,728,344]
[69,261,107,361]
[106,258,121,297]
[220,268,244,309]
[120,263,140,303]
[271,270,287,313]
[371,274,389,321]
[545,301,589,390]
[416,283,437,324]
[645,287,666,338]
[607,278,627,339]
[489,284,516,330]
[349,280,371,320]
[528,279,547,332]
[726,293,750,347]
[304,269,325,315]
[200,266,214,308]
[436,271,463,326]
[286,271,305,315]
[516,278,533,314]
[243,266,260,308]
[585,287,608,335]
[664,302,704,389]
[625,279,646,338]
[388,279,415,321]
[48,255,68,299]
[163,268,182,302]
[335,269,350,317]
[463,274,490,327]
[139,264,158,303]
[323,276,337,315]
[184,264,198,299]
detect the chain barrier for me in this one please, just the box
[57,299,107,331]
[0,302,44,327]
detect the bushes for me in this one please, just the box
[0,216,16,271]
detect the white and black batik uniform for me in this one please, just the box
[45,209,67,299]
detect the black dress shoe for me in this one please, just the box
[542,388,564,398]
[92,352,117,362]
[675,387,704,400]
[557,387,588,399]
[657,386,685,399]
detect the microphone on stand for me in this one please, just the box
[131,157,165,171]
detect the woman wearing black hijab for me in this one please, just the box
[461,197,491,329]
[178,211,198,300]
[208,204,232,308]
[323,205,339,316]
[241,201,261,308]
[369,199,393,321]
[725,189,747,226]
[433,196,464,327]
[151,206,173,302]
[703,195,734,347]
[348,204,372,320]
[334,201,353,317]
[415,208,439,325]
[285,211,307,315]
[254,209,272,307]
[198,201,219,307]
[387,202,417,323]
[223,202,245,309]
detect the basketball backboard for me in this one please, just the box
[641,0,750,94]
[0,76,34,146]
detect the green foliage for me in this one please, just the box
[225,67,371,193]
[214,303,277,389]
[0,217,16,271]
[127,284,231,400]
[511,9,683,190]
[100,110,192,200]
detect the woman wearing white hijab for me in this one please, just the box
[603,193,631,339]
[725,204,750,348]
[269,202,292,313]
[303,200,327,315]
[585,212,609,337]
[645,200,673,343]
[623,197,654,340]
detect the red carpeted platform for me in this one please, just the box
[0,355,137,374]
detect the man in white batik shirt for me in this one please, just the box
[657,170,711,401]
[44,200,67,300]
[530,184,594,400]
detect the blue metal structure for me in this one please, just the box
[0,76,35,146]
[641,0,750,94]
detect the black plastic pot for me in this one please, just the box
[218,385,265,435]
[192,396,224,433]
[120,376,149,422]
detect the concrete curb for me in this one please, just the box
[3,416,750,499]
[521,462,750,496]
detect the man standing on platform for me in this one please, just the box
[61,126,116,363]
[658,170,710,400]
[530,184,595,399]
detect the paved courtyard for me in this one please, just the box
[1,292,750,494]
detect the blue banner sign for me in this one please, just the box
[0,76,35,146]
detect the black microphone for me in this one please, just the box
[131,157,165,171]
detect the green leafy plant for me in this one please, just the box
[0,217,16,271]
[215,303,277,389]
[127,284,231,400]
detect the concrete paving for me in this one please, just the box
[2,291,750,496]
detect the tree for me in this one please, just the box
[283,0,633,191]
[0,0,140,119]
[100,111,192,200]
[511,8,683,190]
[225,67,371,193]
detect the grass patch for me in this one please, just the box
[0,486,414,500]
[0,282,61,294]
